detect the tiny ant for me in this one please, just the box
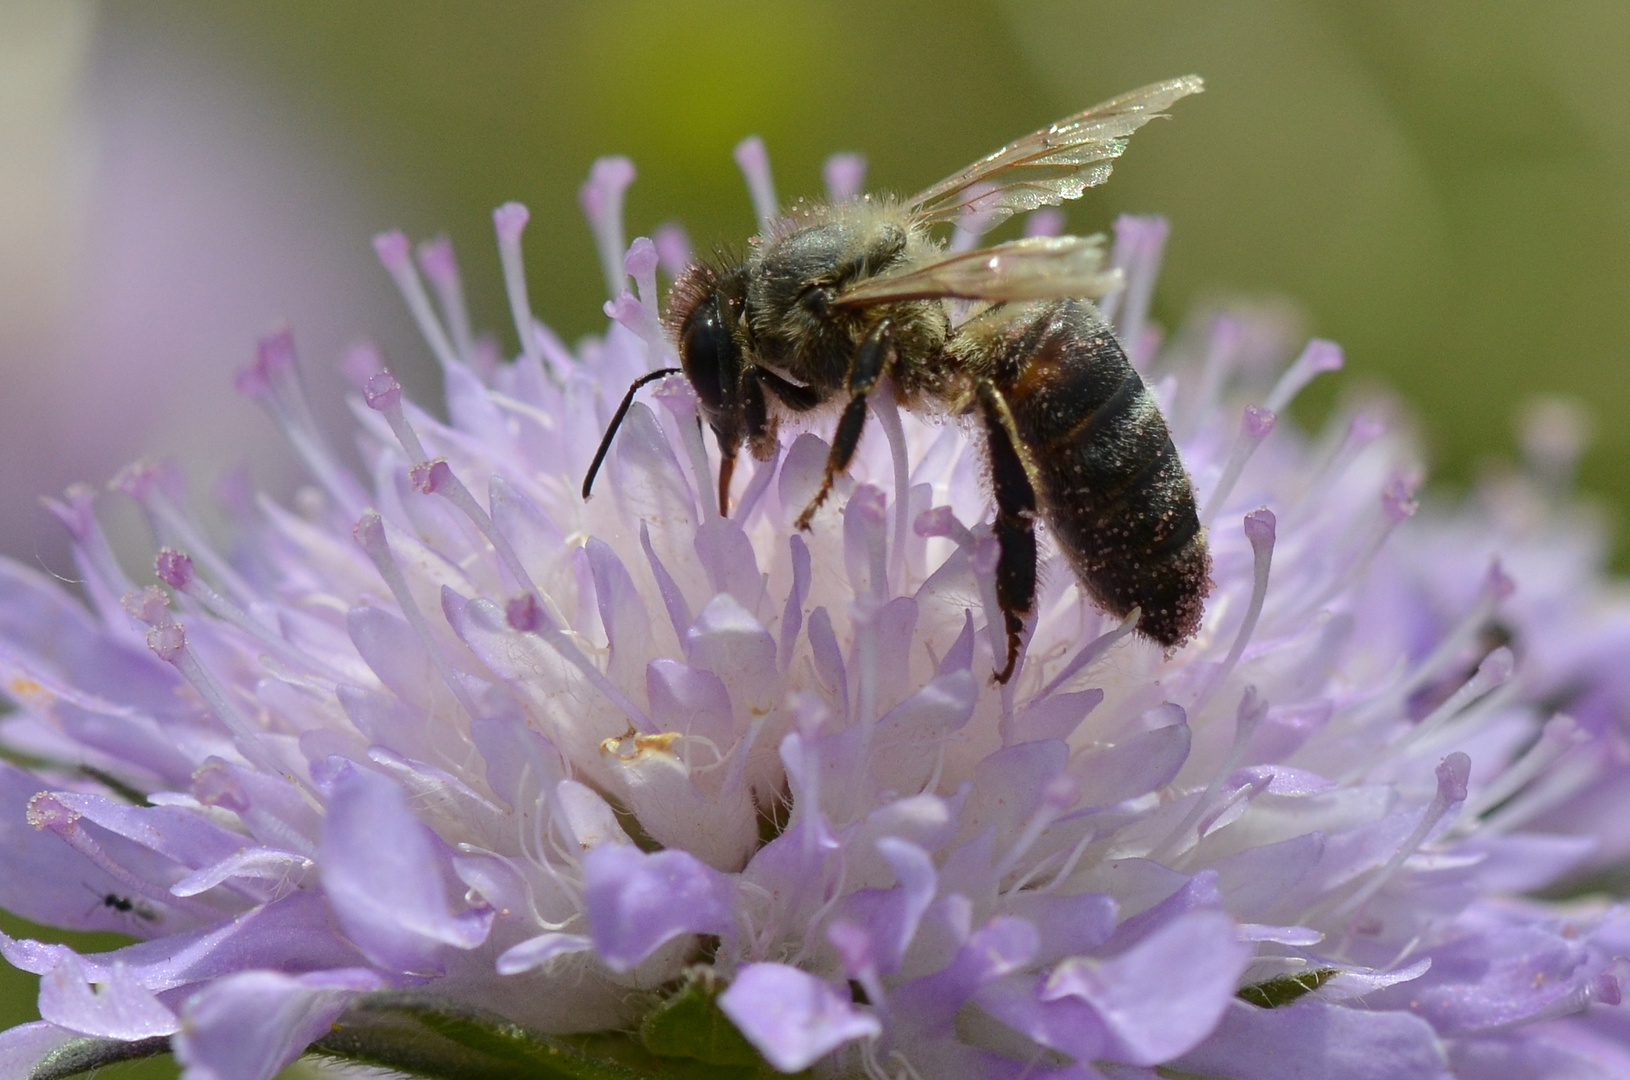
[83,884,160,925]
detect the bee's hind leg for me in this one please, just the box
[794,319,894,530]
[976,381,1038,684]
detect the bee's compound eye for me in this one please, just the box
[677,292,739,415]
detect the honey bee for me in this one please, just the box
[584,76,1212,682]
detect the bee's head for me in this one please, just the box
[666,262,750,443]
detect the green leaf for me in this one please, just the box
[311,991,762,1080]
[639,969,766,1071]
[1236,967,1340,1009]
[27,1036,171,1080]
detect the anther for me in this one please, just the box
[364,370,430,464]
[146,622,185,662]
[154,549,193,590]
[122,586,173,628]
[505,593,542,634]
[914,505,975,549]
[1381,473,1419,523]
[364,370,402,411]
[409,459,451,496]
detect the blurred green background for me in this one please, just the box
[5,0,1630,1067]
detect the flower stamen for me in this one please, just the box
[417,235,475,366]
[579,157,637,300]
[823,152,867,203]
[1263,338,1343,415]
[1201,404,1276,525]
[374,229,462,372]
[236,330,367,515]
[1324,752,1471,931]
[1101,213,1169,369]
[351,510,483,720]
[492,203,561,384]
[734,136,779,230]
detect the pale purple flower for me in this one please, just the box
[2,139,1630,1080]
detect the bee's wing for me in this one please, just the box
[832,234,1120,306]
[905,75,1203,228]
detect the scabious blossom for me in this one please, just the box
[2,141,1630,1080]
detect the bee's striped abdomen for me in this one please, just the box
[995,300,1210,647]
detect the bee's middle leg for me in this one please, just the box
[716,374,774,517]
[977,382,1038,684]
[795,319,894,531]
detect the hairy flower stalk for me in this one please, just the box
[2,145,1630,1080]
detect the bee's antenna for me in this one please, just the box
[582,367,682,500]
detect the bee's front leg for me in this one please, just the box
[794,319,894,531]
[718,373,773,517]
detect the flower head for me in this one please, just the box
[3,140,1630,1080]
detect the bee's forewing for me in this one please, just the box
[906,75,1204,228]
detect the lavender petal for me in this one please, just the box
[1175,999,1450,1080]
[37,952,177,1040]
[582,845,734,971]
[319,763,492,973]
[1045,910,1249,1066]
[718,963,881,1073]
[172,969,385,1080]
